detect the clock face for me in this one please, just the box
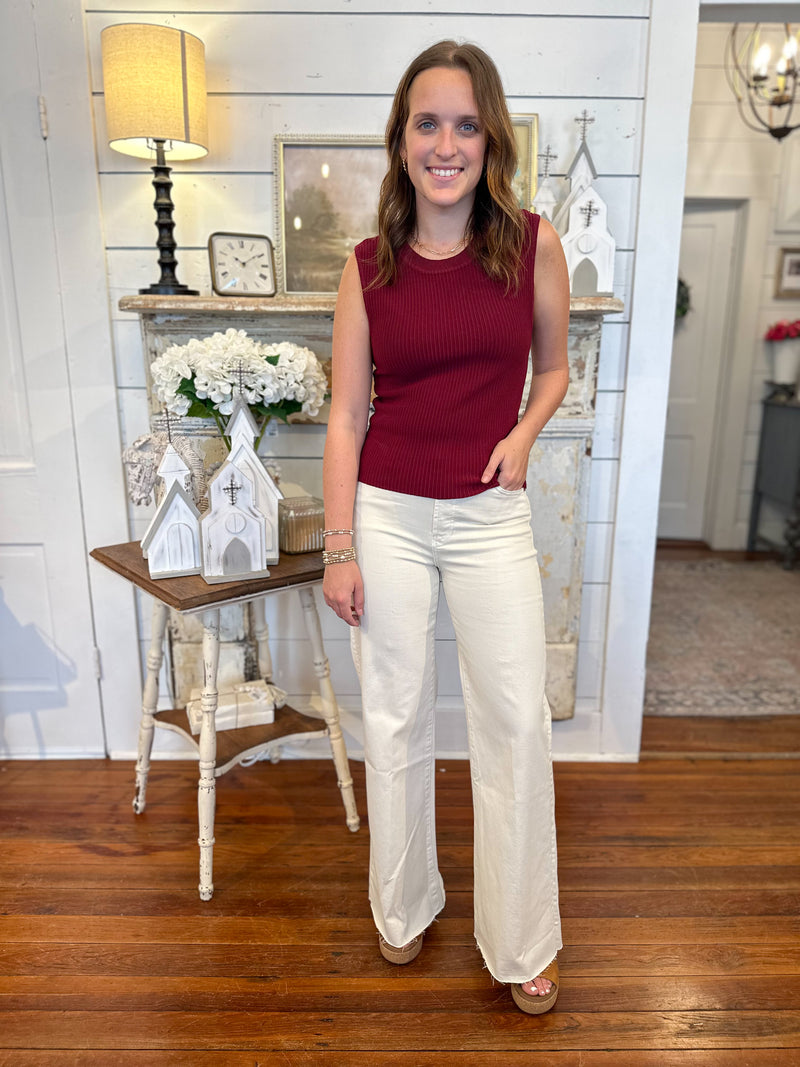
[209,233,276,296]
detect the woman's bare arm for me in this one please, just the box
[322,252,373,626]
[481,219,571,489]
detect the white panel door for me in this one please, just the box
[0,0,105,755]
[658,202,740,540]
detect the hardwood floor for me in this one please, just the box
[1,720,799,1064]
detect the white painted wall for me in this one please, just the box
[686,21,800,549]
[68,0,702,760]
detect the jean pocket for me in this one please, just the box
[494,484,526,496]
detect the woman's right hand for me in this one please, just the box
[323,562,364,627]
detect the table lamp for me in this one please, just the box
[101,23,208,295]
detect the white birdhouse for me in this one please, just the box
[225,397,283,564]
[553,125,616,297]
[200,459,269,584]
[533,178,560,224]
[140,444,202,578]
[533,143,560,223]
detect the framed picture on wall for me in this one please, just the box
[510,114,539,210]
[775,247,800,298]
[274,134,386,296]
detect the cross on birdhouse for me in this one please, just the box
[580,200,600,228]
[538,144,558,181]
[575,110,595,141]
[223,473,242,506]
[235,359,246,398]
[163,408,179,443]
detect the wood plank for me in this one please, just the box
[3,861,798,892]
[640,716,800,757]
[84,13,650,99]
[0,1053,795,1067]
[0,885,795,918]
[1,1009,799,1050]
[0,944,797,983]
[0,973,797,1013]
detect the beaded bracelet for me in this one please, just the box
[322,546,357,566]
[322,528,354,538]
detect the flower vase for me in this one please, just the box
[770,339,800,393]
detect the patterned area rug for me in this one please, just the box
[644,559,800,717]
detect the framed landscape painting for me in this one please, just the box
[274,134,386,296]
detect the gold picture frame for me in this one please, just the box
[510,114,539,210]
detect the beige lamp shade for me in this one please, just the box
[101,23,208,161]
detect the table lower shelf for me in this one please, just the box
[153,704,329,775]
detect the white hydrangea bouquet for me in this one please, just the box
[150,328,328,448]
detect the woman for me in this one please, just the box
[322,40,569,1014]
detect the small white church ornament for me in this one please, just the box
[551,111,616,297]
[225,395,283,564]
[532,144,560,223]
[200,461,270,584]
[140,444,202,578]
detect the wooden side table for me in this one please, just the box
[90,542,360,899]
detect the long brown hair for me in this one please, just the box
[374,40,526,289]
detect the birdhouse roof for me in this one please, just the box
[566,140,598,182]
[141,479,201,553]
[225,395,260,445]
[157,443,190,479]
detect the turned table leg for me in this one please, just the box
[298,586,360,833]
[251,595,274,681]
[133,599,169,814]
[197,607,220,900]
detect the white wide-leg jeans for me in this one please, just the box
[351,481,562,983]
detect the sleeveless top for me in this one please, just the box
[354,210,540,499]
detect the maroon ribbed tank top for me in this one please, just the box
[354,210,540,499]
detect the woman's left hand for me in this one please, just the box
[480,428,532,491]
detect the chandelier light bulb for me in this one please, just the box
[753,43,771,79]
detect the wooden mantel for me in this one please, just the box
[120,293,624,318]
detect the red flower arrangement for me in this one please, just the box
[764,319,800,341]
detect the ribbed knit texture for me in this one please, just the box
[354,210,540,499]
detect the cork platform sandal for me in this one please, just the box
[510,959,559,1015]
[378,930,425,965]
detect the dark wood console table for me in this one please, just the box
[747,396,800,570]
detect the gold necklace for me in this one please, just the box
[412,232,467,256]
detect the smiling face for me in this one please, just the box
[401,66,488,218]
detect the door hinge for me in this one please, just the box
[38,96,49,140]
[92,646,102,680]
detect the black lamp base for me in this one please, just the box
[139,282,199,296]
[143,140,198,297]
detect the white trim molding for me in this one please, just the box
[600,0,701,758]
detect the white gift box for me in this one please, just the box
[185,679,285,735]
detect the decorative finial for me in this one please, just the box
[223,472,242,506]
[575,110,595,141]
[580,200,600,228]
[538,144,558,181]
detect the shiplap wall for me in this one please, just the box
[689,22,800,547]
[85,0,651,759]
